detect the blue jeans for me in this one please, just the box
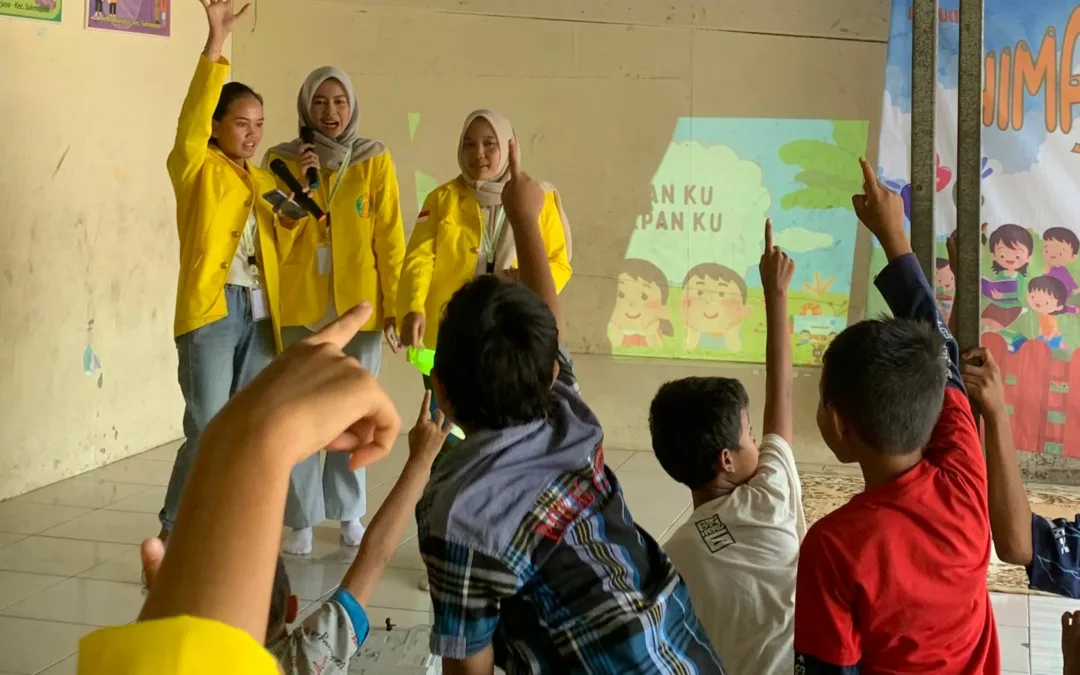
[282,326,382,529]
[159,286,276,531]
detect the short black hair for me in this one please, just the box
[821,318,947,454]
[649,377,749,490]
[214,81,263,121]
[434,275,558,430]
[1044,227,1080,256]
[267,556,292,640]
[1029,275,1069,314]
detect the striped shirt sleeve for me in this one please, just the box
[420,535,520,660]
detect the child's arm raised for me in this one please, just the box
[502,138,563,335]
[759,219,795,444]
[852,158,964,392]
[339,392,450,605]
[138,305,400,642]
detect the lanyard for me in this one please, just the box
[324,145,353,209]
[242,208,260,286]
[481,208,505,270]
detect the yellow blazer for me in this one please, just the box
[167,55,284,351]
[264,150,405,330]
[397,177,572,348]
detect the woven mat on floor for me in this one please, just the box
[799,470,1080,595]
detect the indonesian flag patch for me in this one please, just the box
[417,210,430,223]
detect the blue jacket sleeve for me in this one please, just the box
[873,253,964,392]
[1027,513,1080,598]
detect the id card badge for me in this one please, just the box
[317,244,332,277]
[249,286,269,322]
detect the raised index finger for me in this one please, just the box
[764,219,773,252]
[309,303,372,349]
[858,157,878,193]
[508,136,521,178]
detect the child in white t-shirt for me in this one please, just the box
[649,220,804,675]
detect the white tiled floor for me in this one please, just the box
[0,438,1074,673]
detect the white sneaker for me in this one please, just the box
[418,573,430,591]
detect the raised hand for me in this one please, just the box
[408,391,453,467]
[205,303,401,471]
[502,137,546,230]
[759,219,795,299]
[961,347,1006,414]
[201,0,250,45]
[852,157,910,260]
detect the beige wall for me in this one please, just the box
[233,0,890,462]
[0,3,224,499]
[0,0,890,501]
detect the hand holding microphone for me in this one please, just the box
[299,126,320,190]
[269,159,325,221]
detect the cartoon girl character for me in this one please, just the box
[935,257,954,322]
[608,258,674,349]
[1027,275,1075,350]
[981,224,1033,331]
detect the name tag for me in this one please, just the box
[249,286,269,322]
[317,244,332,277]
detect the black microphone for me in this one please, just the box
[299,126,320,190]
[269,158,326,221]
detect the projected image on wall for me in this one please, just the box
[608,118,868,366]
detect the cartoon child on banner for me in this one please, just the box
[982,224,1033,332]
[1026,275,1076,350]
[680,263,752,353]
[608,259,674,349]
[935,257,955,322]
[1042,227,1079,300]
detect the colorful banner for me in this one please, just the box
[0,0,61,22]
[874,1,1080,454]
[87,0,169,36]
[606,118,868,366]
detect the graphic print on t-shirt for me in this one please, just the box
[695,514,736,553]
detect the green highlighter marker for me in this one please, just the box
[406,347,465,440]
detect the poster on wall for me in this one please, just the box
[87,0,169,36]
[604,118,868,366]
[0,0,62,22]
[873,1,1080,454]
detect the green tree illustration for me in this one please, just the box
[778,121,869,211]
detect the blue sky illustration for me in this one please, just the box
[885,0,1080,172]
[671,118,864,293]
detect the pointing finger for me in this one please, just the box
[418,390,433,425]
[309,303,372,349]
[858,157,878,193]
[508,136,521,179]
[764,219,773,252]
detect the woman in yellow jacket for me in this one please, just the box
[398,109,572,357]
[264,67,405,556]
[158,0,286,539]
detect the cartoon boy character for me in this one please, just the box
[1042,227,1079,297]
[798,330,811,345]
[1027,275,1075,350]
[608,258,674,349]
[982,224,1034,332]
[680,263,751,352]
[935,257,955,321]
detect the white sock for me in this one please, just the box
[283,527,313,556]
[340,519,365,547]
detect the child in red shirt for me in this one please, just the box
[793,159,998,674]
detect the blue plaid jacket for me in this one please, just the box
[416,351,724,674]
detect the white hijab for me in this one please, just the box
[457,109,573,264]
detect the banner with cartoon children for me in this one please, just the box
[607,117,869,366]
[873,0,1080,456]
